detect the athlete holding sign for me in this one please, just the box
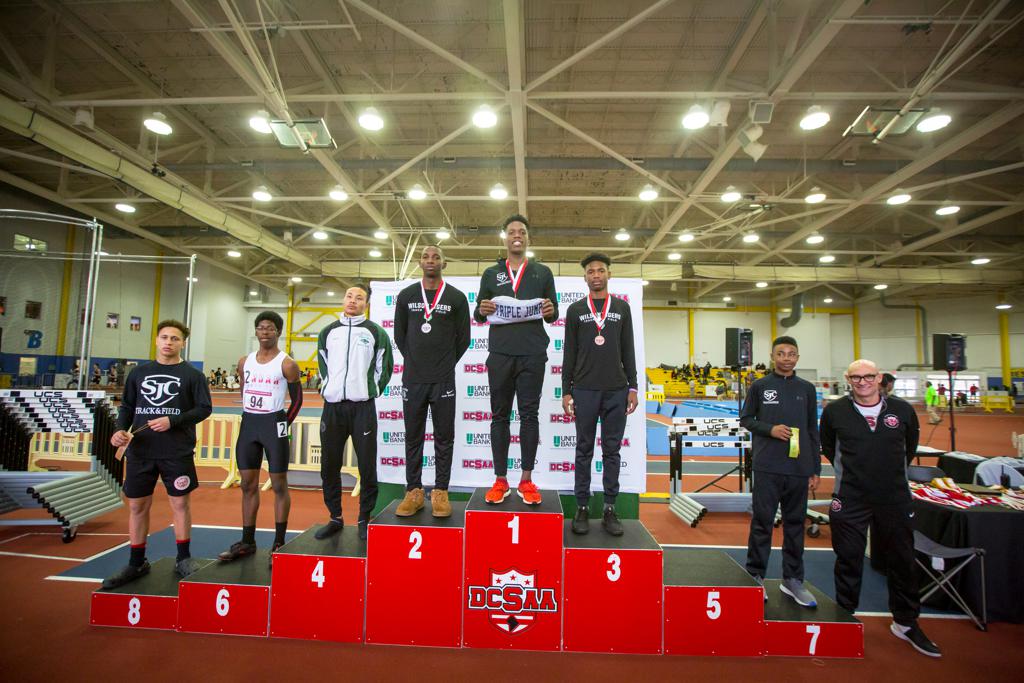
[475,215,558,505]
[393,246,471,517]
[218,312,302,564]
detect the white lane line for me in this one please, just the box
[0,550,85,561]
[45,575,102,583]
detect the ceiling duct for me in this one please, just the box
[778,293,804,328]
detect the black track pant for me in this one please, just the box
[320,400,377,523]
[403,379,456,490]
[572,387,628,505]
[486,352,545,476]
[830,496,920,625]
[745,470,808,581]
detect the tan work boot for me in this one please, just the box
[396,488,425,517]
[431,488,452,518]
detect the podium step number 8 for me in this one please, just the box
[128,598,141,625]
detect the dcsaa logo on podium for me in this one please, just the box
[467,568,558,634]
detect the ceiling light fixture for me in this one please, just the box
[290,276,302,283]
[143,111,172,135]
[369,249,382,258]
[805,188,827,204]
[971,257,991,265]
[668,252,681,261]
[641,280,650,286]
[742,232,760,243]
[407,184,427,200]
[996,303,1013,310]
[249,110,272,134]
[722,296,732,302]
[249,289,258,296]
[499,230,506,240]
[755,281,768,288]
[358,107,384,131]
[799,105,830,131]
[489,183,509,200]
[227,249,242,258]
[678,232,695,243]
[721,186,742,202]
[525,250,535,258]
[681,104,710,130]
[819,254,836,263]
[435,230,450,240]
[472,104,498,129]
[251,185,272,202]
[638,184,659,201]
[326,290,335,296]
[114,203,136,213]
[874,284,888,290]
[313,230,328,240]
[329,185,348,201]
[373,230,389,240]
[823,297,834,303]
[806,232,825,244]
[916,109,951,133]
[614,228,630,242]
[935,204,960,216]
[886,191,911,205]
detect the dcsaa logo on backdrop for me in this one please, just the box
[140,375,181,406]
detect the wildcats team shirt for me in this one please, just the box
[117,360,213,459]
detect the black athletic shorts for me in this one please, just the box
[122,456,199,499]
[235,411,291,473]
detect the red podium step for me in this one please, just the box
[91,557,212,631]
[563,520,663,654]
[365,500,466,648]
[177,551,272,637]
[763,579,863,658]
[663,548,765,657]
[463,488,563,651]
[270,526,367,643]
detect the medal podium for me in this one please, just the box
[93,487,863,658]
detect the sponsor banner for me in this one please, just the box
[370,276,646,492]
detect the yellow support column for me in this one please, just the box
[285,285,295,355]
[915,305,923,365]
[770,302,778,342]
[852,305,861,359]
[149,260,163,359]
[1000,312,1011,387]
[56,226,76,358]
[687,309,694,364]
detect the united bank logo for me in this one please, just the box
[553,340,562,352]
[467,385,491,398]
[468,292,476,303]
[382,384,404,398]
[553,434,577,449]
[557,292,586,305]
[553,387,562,400]
[383,432,434,444]
[466,433,520,446]
[467,569,558,635]
[469,338,489,351]
[385,295,396,306]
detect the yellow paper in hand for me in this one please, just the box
[788,427,800,458]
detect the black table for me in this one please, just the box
[912,499,1024,623]
[938,454,1024,484]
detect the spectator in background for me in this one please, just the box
[107,365,116,385]
[880,373,896,397]
[937,384,946,400]
[92,363,101,386]
[969,384,978,403]
[924,381,941,424]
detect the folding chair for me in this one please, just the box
[907,465,946,483]
[913,530,987,631]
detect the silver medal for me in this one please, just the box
[421,322,432,334]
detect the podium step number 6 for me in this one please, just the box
[806,624,820,655]
[127,597,141,625]
[216,588,230,617]
[408,531,423,559]
[312,560,325,588]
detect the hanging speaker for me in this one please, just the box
[725,328,753,367]
[932,333,967,371]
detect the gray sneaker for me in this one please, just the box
[780,578,817,608]
[174,557,202,579]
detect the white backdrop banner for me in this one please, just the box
[369,276,646,493]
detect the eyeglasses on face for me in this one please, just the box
[848,374,877,383]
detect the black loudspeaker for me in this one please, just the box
[725,327,753,367]
[932,333,967,371]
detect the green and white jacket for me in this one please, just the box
[317,313,394,403]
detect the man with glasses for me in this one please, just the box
[820,359,940,658]
[740,335,821,608]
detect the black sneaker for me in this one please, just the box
[571,506,590,535]
[358,520,368,540]
[890,622,942,658]
[602,505,624,536]
[269,541,284,569]
[102,561,150,590]
[174,557,202,579]
[218,541,257,562]
[314,520,344,540]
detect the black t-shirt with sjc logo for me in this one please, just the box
[117,360,213,459]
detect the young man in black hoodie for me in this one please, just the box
[821,358,940,658]
[103,320,213,588]
[741,335,820,608]
[474,215,557,505]
[393,246,471,518]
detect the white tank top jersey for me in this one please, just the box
[242,350,288,414]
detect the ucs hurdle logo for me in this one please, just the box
[467,569,558,634]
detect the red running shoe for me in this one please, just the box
[485,478,511,504]
[518,480,542,505]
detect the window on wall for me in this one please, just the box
[25,301,42,319]
[13,233,47,253]
[894,378,916,398]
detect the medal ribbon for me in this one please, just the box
[587,294,610,332]
[506,258,528,295]
[420,280,446,321]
